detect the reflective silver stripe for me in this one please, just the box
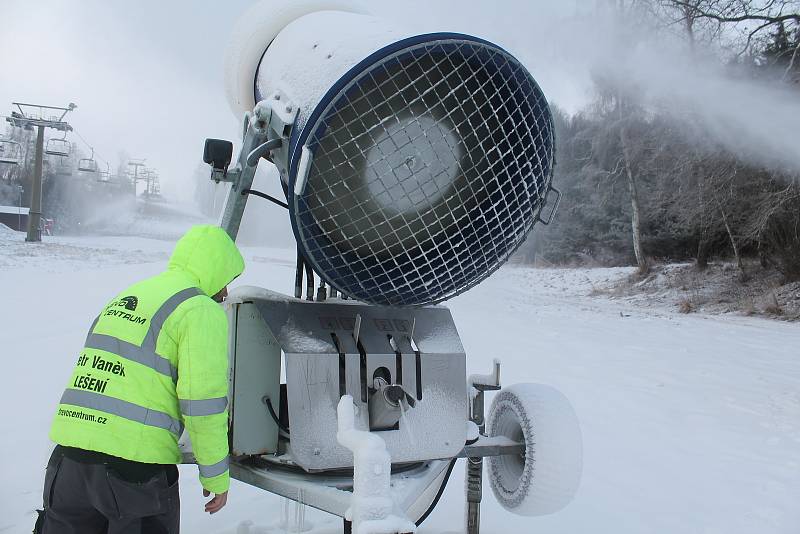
[86,334,178,382]
[83,287,202,383]
[84,315,100,345]
[60,389,184,437]
[198,456,229,479]
[179,397,228,417]
[142,287,203,352]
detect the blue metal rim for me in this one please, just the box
[274,32,554,306]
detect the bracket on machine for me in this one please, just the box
[204,94,298,241]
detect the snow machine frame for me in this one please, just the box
[191,106,528,533]
[192,14,583,521]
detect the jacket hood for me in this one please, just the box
[168,225,245,297]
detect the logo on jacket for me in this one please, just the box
[104,295,146,324]
[114,296,138,311]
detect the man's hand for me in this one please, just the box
[203,489,228,514]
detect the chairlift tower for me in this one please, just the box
[144,169,160,196]
[5,102,76,242]
[127,158,147,195]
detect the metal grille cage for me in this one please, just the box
[289,35,555,306]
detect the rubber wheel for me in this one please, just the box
[487,383,582,516]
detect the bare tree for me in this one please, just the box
[742,178,800,281]
[592,0,653,273]
[652,0,719,49]
[619,123,649,273]
[666,0,800,76]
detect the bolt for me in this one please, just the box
[286,105,293,113]
[274,93,281,100]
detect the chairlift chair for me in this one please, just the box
[45,138,71,157]
[78,148,98,173]
[78,158,98,173]
[0,139,22,165]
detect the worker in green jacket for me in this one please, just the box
[38,225,244,533]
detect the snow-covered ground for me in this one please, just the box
[1,229,798,534]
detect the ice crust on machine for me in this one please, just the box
[229,289,468,471]
[337,395,417,534]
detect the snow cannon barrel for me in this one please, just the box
[226,0,558,306]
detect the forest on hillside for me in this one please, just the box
[518,0,800,286]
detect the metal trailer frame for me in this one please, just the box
[182,363,517,533]
[195,99,526,534]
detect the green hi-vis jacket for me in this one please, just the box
[50,225,244,494]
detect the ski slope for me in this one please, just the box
[1,230,798,534]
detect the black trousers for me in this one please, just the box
[39,447,180,534]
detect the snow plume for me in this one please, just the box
[70,191,212,240]
[374,1,800,174]
[336,396,416,534]
[573,6,800,174]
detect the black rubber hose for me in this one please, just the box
[305,259,315,301]
[295,250,304,299]
[415,459,457,526]
[263,396,289,435]
[241,188,288,209]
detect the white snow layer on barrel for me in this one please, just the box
[224,0,370,117]
[255,10,417,133]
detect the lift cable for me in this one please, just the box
[73,130,111,168]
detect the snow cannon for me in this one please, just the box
[216,0,561,306]
[196,1,581,532]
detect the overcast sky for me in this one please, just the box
[0,0,586,203]
[1,0,254,200]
